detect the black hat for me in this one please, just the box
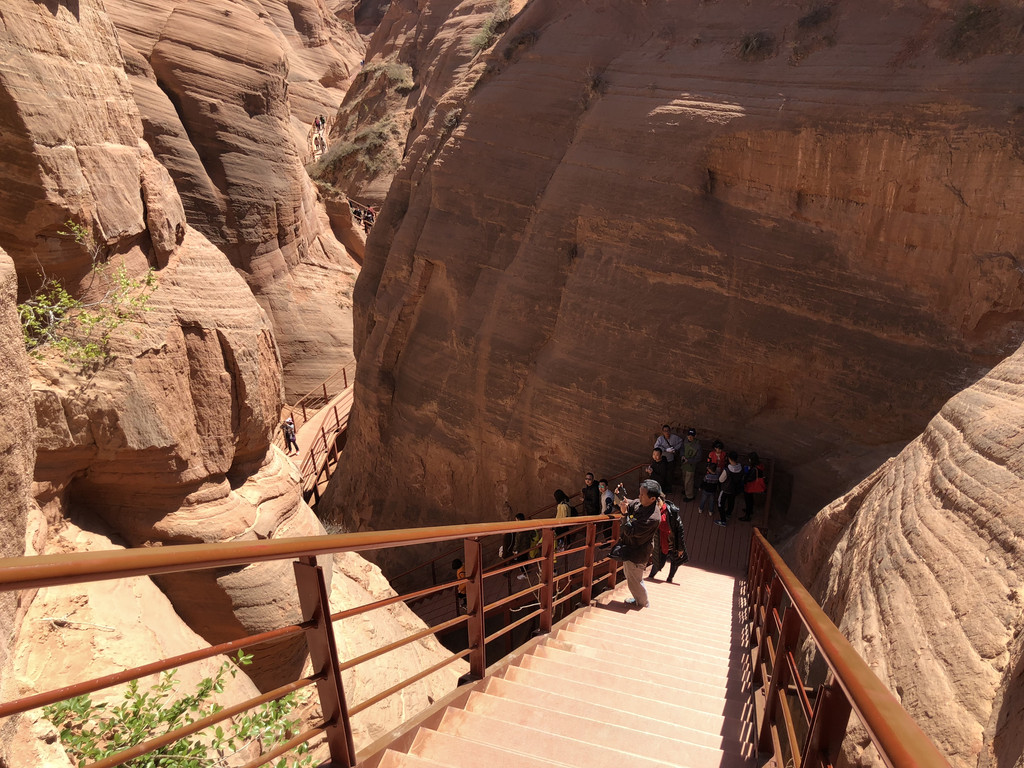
[687,428,696,436]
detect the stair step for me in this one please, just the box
[543,637,744,692]
[375,750,449,768]
[500,664,751,740]
[567,615,743,658]
[512,654,749,719]
[557,626,741,667]
[575,605,741,635]
[552,628,737,678]
[409,728,565,767]
[528,644,748,701]
[480,677,754,752]
[437,707,678,768]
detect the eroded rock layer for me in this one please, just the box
[323,0,1024,553]
[787,340,1024,768]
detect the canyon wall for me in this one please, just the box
[786,339,1024,768]
[322,0,1024,563]
[0,0,460,759]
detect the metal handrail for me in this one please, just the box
[0,514,621,768]
[748,529,950,768]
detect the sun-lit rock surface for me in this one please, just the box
[323,0,1024,559]
[787,339,1024,768]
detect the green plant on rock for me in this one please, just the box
[19,220,157,364]
[44,651,313,768]
[471,0,511,51]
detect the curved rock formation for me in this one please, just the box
[786,338,1024,768]
[322,0,1024,561]
[105,0,363,397]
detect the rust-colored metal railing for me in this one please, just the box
[389,463,648,594]
[0,514,620,768]
[747,529,951,768]
[299,394,352,505]
[276,362,354,445]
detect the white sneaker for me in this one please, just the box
[516,573,527,581]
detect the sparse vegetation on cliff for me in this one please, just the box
[471,0,511,51]
[310,118,402,180]
[44,651,312,768]
[18,221,156,365]
[363,58,415,93]
[738,31,777,61]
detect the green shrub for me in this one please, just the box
[44,651,313,768]
[738,31,776,61]
[471,0,511,51]
[19,221,157,365]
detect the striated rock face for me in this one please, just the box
[105,0,363,397]
[786,339,1024,768]
[323,0,1024,556]
[0,250,36,761]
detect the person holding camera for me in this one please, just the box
[613,479,664,609]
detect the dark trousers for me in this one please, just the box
[648,548,680,583]
[719,492,738,522]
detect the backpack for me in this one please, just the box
[744,465,766,493]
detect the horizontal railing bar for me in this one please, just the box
[752,530,951,768]
[553,564,587,583]
[85,676,315,768]
[483,582,542,614]
[348,649,472,717]
[482,559,531,580]
[235,724,325,768]
[338,614,467,673]
[484,607,543,645]
[553,585,585,609]
[329,580,462,623]
[0,517,614,593]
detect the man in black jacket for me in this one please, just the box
[615,479,664,609]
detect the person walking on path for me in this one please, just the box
[646,448,673,493]
[716,451,745,526]
[281,417,299,455]
[648,498,689,583]
[614,479,663,609]
[681,428,703,501]
[581,472,601,517]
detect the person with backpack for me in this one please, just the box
[740,452,766,522]
[613,479,664,609]
[698,440,726,516]
[553,489,574,549]
[281,417,299,455]
[648,498,689,583]
[715,451,745,527]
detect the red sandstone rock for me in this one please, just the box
[787,338,1024,768]
[322,0,1024,569]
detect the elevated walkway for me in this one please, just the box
[362,571,756,768]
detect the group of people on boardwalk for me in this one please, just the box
[647,424,765,527]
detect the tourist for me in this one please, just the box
[681,428,703,501]
[501,513,532,580]
[648,497,688,583]
[716,451,745,527]
[741,452,766,522]
[654,424,683,476]
[582,472,601,517]
[281,417,299,455]
[646,448,672,493]
[452,558,467,613]
[698,456,721,517]
[599,479,615,514]
[553,489,573,549]
[614,479,663,609]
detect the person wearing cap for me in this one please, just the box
[614,479,664,609]
[681,428,703,501]
[281,416,299,455]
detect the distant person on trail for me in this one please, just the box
[654,425,683,478]
[553,489,574,550]
[681,428,703,501]
[614,479,663,609]
[716,451,745,527]
[501,512,532,580]
[646,448,672,494]
[452,558,467,614]
[281,417,299,455]
[740,452,766,522]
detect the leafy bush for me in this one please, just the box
[19,221,156,364]
[44,651,313,768]
[363,59,415,92]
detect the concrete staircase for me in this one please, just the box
[360,568,757,768]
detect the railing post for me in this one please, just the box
[343,368,348,389]
[323,382,329,401]
[754,574,784,686]
[757,604,802,753]
[293,556,355,766]
[801,677,853,768]
[464,537,487,679]
[538,528,556,633]
[302,403,307,421]
[582,522,596,604]
[604,516,621,589]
